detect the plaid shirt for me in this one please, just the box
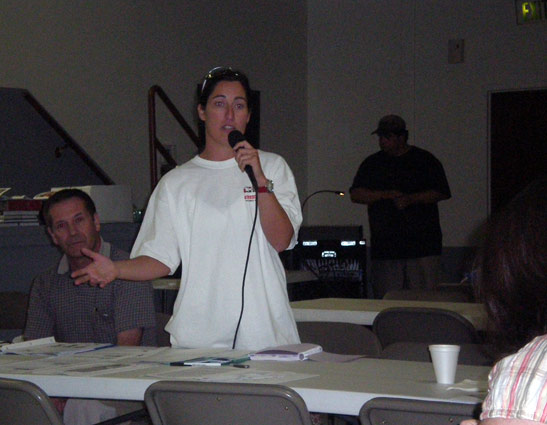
[481,334,547,423]
[25,240,156,346]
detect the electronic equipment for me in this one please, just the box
[291,226,367,299]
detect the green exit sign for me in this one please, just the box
[515,1,547,24]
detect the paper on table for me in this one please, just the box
[179,355,250,367]
[446,379,488,393]
[0,337,55,353]
[250,343,322,361]
[1,338,113,357]
[77,346,168,361]
[63,362,154,376]
[148,366,318,385]
[307,351,365,363]
[140,348,249,365]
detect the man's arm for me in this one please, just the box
[72,251,170,287]
[393,189,450,209]
[24,275,54,340]
[350,187,403,205]
[116,328,143,346]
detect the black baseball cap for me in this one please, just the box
[371,115,407,136]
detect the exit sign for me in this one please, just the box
[515,0,547,24]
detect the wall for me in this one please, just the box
[307,0,547,249]
[0,224,141,293]
[2,0,546,253]
[0,0,307,208]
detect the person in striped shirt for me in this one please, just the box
[462,177,546,425]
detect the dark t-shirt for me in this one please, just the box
[351,146,451,260]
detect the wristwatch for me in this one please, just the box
[257,179,274,193]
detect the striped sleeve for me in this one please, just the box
[481,335,547,423]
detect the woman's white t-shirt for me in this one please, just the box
[131,151,302,350]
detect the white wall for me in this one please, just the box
[2,1,546,248]
[0,0,307,208]
[307,0,547,247]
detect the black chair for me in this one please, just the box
[383,288,472,303]
[296,321,381,356]
[380,341,494,365]
[297,321,381,425]
[144,381,312,425]
[155,312,171,347]
[372,307,481,349]
[359,397,481,425]
[0,291,28,342]
[0,377,64,425]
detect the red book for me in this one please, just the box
[1,199,43,211]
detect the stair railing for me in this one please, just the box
[23,91,115,185]
[148,85,200,189]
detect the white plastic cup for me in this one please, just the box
[429,344,460,384]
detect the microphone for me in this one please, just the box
[229,130,258,190]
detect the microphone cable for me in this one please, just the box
[231,193,259,349]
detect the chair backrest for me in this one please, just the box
[380,342,494,366]
[372,307,481,348]
[0,291,30,342]
[0,377,64,425]
[359,397,481,425]
[383,288,471,303]
[0,291,29,327]
[144,381,312,425]
[297,321,381,356]
[155,312,171,347]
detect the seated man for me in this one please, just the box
[25,188,156,424]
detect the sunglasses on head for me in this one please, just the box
[200,66,243,94]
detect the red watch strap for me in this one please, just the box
[257,186,269,193]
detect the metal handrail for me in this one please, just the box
[148,85,200,189]
[24,91,114,185]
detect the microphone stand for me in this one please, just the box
[301,190,345,211]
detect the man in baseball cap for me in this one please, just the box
[371,114,407,136]
[350,114,451,298]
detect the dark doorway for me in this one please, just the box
[489,89,547,213]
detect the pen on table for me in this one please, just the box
[230,355,251,364]
[232,364,249,368]
[169,361,190,366]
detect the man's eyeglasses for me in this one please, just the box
[200,66,241,94]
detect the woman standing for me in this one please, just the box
[74,67,302,350]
